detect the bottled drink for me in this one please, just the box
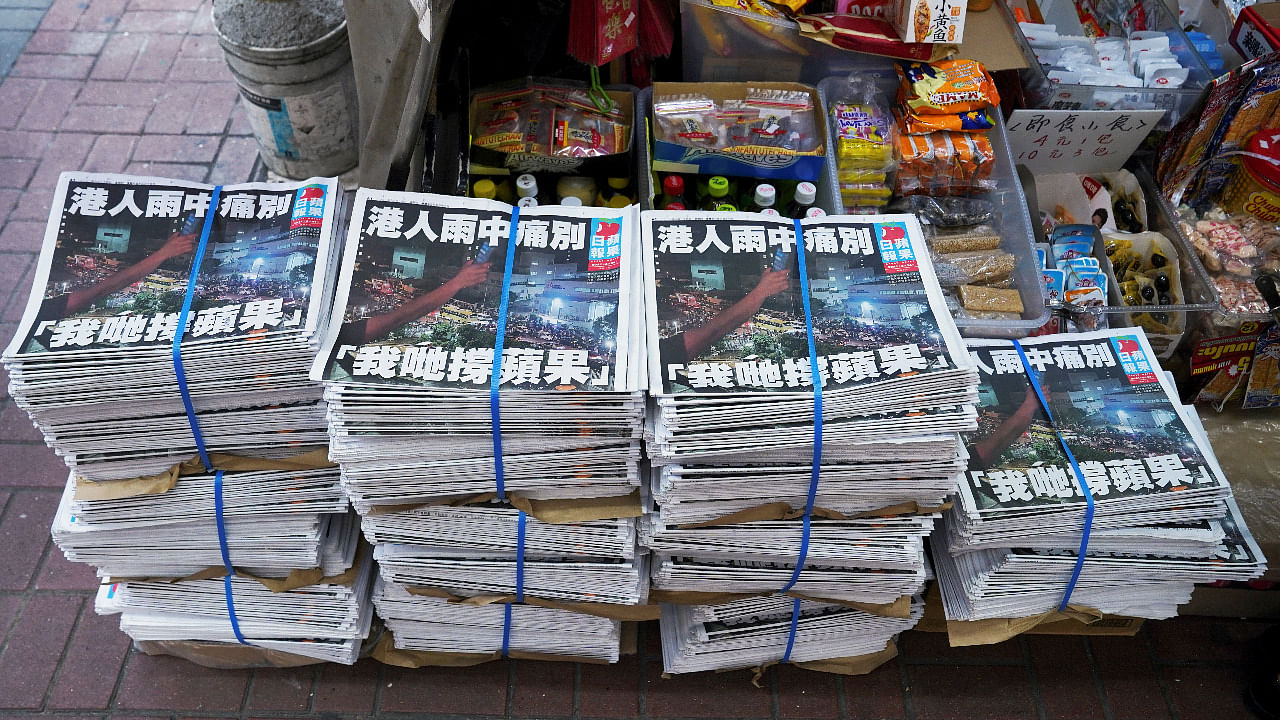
[786,182,818,218]
[714,203,738,212]
[515,174,538,200]
[699,176,731,211]
[664,202,687,211]
[805,206,827,218]
[659,175,686,208]
[760,208,781,217]
[560,196,584,207]
[517,196,539,208]
[556,176,596,205]
[472,178,497,200]
[744,183,777,213]
[598,176,633,207]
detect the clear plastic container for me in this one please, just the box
[817,70,1049,339]
[1000,0,1214,129]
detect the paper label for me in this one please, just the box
[1005,109,1165,174]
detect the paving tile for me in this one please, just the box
[185,82,237,134]
[0,401,43,441]
[46,600,131,710]
[178,32,221,59]
[76,80,163,106]
[1089,636,1167,720]
[142,81,203,133]
[644,662,773,719]
[772,663,840,719]
[36,0,83,31]
[208,136,257,185]
[0,593,80,708]
[126,32,181,81]
[311,657,378,714]
[226,100,252,135]
[10,52,94,79]
[9,188,51,220]
[0,157,35,187]
[1162,665,1254,720]
[60,104,150,133]
[75,0,126,31]
[36,545,98,591]
[0,489,57,590]
[1025,635,1106,720]
[131,0,204,10]
[578,653,640,718]
[0,0,56,6]
[114,9,193,33]
[905,663,1037,720]
[381,661,510,715]
[166,56,224,82]
[82,134,137,173]
[0,7,46,29]
[0,77,40,129]
[899,629,1025,663]
[116,652,250,711]
[187,4,214,35]
[0,129,53,158]
[88,32,142,80]
[246,666,315,713]
[1148,617,1254,665]
[0,591,21,644]
[27,131,93,194]
[133,134,218,163]
[842,659,908,720]
[24,29,106,54]
[19,79,83,131]
[511,659,574,718]
[0,188,21,225]
[123,161,207,183]
[0,250,35,308]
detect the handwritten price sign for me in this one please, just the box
[1005,109,1165,174]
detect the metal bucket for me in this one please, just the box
[215,13,359,178]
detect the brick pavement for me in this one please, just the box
[0,1,1273,718]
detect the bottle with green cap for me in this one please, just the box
[714,203,738,212]
[699,176,730,211]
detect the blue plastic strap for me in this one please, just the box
[780,219,823,663]
[490,206,520,501]
[1011,340,1095,610]
[172,186,222,473]
[489,207,523,657]
[214,469,249,644]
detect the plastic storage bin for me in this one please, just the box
[999,0,1214,129]
[816,70,1050,339]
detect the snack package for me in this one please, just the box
[737,88,820,153]
[887,195,994,226]
[551,106,627,158]
[896,59,1000,116]
[897,107,995,134]
[794,14,957,62]
[895,130,996,196]
[653,94,722,148]
[474,101,527,153]
[1243,324,1280,408]
[828,75,895,212]
[931,248,1017,286]
[471,80,632,162]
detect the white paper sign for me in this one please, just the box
[1005,109,1165,174]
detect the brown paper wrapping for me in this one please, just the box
[365,490,644,525]
[370,630,613,668]
[676,500,951,529]
[942,606,1107,646]
[745,639,899,686]
[135,639,326,669]
[74,448,335,501]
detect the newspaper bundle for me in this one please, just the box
[639,210,978,672]
[4,172,371,663]
[311,190,648,660]
[933,330,1268,621]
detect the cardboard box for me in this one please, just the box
[890,0,968,44]
[649,81,828,182]
[1230,2,1280,60]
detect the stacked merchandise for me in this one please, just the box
[641,209,979,672]
[4,172,371,663]
[312,191,648,662]
[933,330,1268,623]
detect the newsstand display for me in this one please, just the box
[2,0,1277,698]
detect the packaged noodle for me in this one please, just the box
[896,59,1000,115]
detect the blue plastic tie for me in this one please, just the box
[1011,340,1095,611]
[780,219,823,663]
[489,206,524,657]
[214,469,248,644]
[172,186,221,473]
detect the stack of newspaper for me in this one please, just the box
[640,210,978,671]
[4,172,372,663]
[933,330,1269,621]
[313,190,647,660]
[2,173,342,481]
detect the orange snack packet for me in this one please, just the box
[897,59,1000,115]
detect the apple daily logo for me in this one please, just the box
[678,145,799,169]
